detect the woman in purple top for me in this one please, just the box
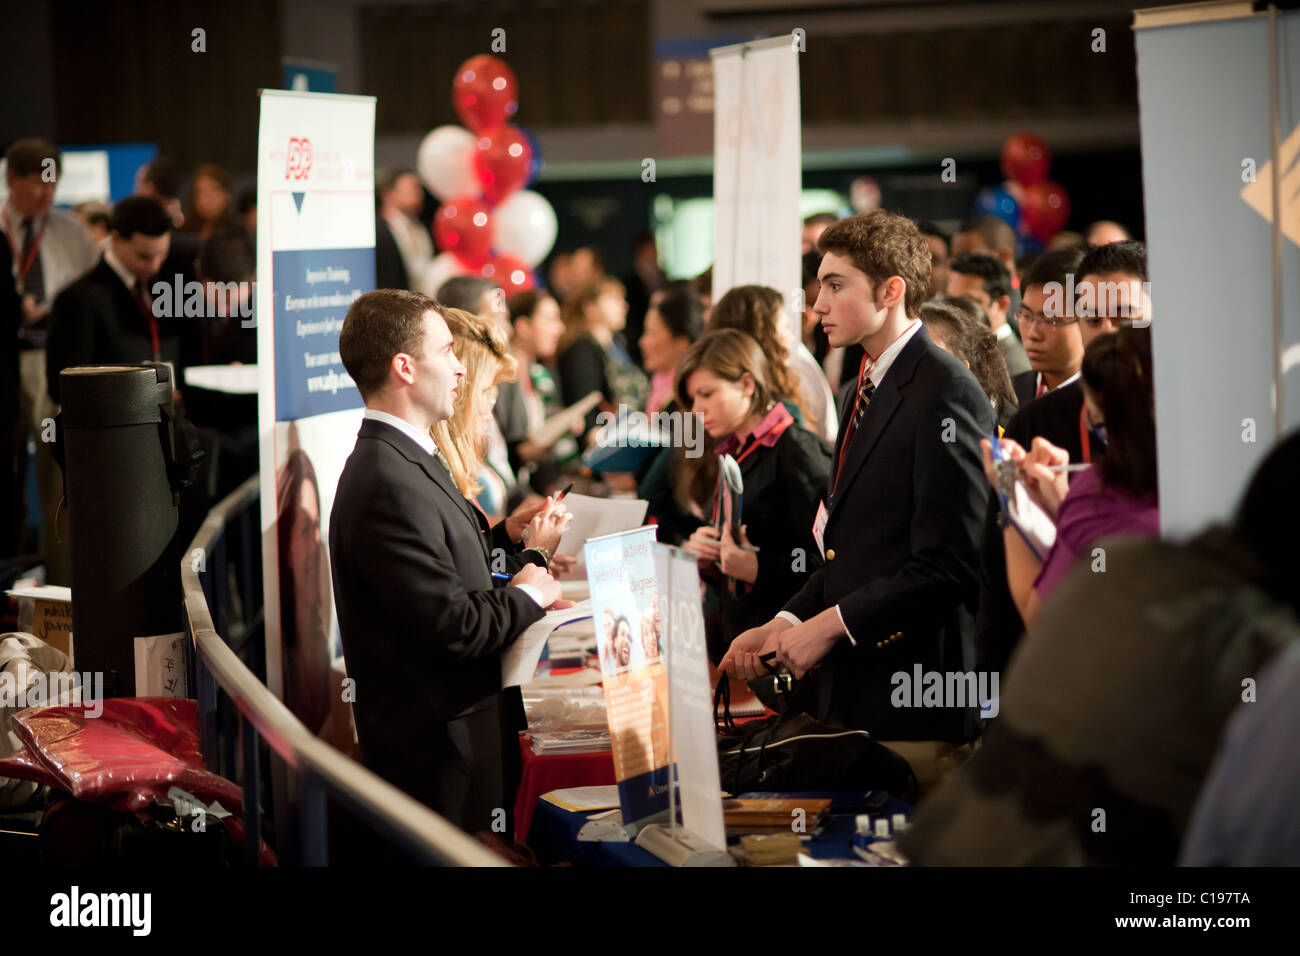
[981,327,1158,628]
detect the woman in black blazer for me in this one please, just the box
[676,330,830,661]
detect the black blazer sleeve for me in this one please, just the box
[747,431,828,613]
[345,476,543,663]
[46,281,99,404]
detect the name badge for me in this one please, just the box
[812,500,828,559]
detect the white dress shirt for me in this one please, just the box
[775,317,925,644]
[361,408,542,606]
[4,202,96,345]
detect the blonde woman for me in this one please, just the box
[431,308,573,573]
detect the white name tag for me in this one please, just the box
[812,500,828,559]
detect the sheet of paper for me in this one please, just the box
[133,632,190,698]
[1008,480,1058,562]
[541,785,623,812]
[555,494,649,577]
[183,364,261,394]
[528,390,602,448]
[501,599,593,688]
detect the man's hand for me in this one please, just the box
[774,608,844,679]
[20,295,49,327]
[510,562,561,608]
[719,617,791,680]
[718,524,758,584]
[523,497,571,554]
[505,495,549,543]
[1020,436,1071,520]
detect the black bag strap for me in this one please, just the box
[713,675,738,736]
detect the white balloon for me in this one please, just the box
[421,251,471,298]
[417,126,480,201]
[492,190,557,268]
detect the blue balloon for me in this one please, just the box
[518,125,544,187]
[974,185,1019,229]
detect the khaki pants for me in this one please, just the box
[876,739,975,798]
[17,349,70,585]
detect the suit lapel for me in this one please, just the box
[361,419,484,540]
[828,326,930,520]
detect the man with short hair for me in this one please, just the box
[1084,219,1130,247]
[802,212,838,254]
[951,215,1018,276]
[377,169,431,292]
[1009,248,1086,408]
[330,289,562,832]
[4,138,96,578]
[947,252,1030,377]
[721,211,994,792]
[916,221,950,299]
[46,196,177,405]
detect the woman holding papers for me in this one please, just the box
[980,327,1159,628]
[430,307,575,573]
[677,330,831,661]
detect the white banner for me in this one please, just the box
[712,35,802,334]
[256,90,376,741]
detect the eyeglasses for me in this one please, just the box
[1017,309,1079,329]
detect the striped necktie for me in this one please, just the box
[20,217,44,303]
[853,370,876,427]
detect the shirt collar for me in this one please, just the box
[995,323,1013,341]
[867,317,923,388]
[716,402,794,457]
[363,408,437,457]
[102,246,137,291]
[1037,369,1082,393]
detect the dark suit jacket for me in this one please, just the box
[1011,369,1038,409]
[975,380,1087,675]
[329,417,544,831]
[45,258,185,404]
[998,330,1032,378]
[783,325,994,740]
[374,219,410,291]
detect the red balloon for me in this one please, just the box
[452,55,519,133]
[479,254,534,297]
[1019,181,1071,243]
[473,126,533,206]
[1001,132,1051,188]
[433,196,494,268]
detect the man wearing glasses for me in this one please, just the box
[1009,248,1086,408]
[976,242,1151,676]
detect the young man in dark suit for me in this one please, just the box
[721,211,994,790]
[45,196,177,404]
[330,289,562,834]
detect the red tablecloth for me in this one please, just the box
[514,737,616,842]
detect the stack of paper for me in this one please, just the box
[723,797,831,834]
[501,600,593,688]
[530,730,612,755]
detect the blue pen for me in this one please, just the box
[491,572,511,582]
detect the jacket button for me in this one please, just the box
[826,549,836,560]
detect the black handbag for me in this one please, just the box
[714,675,918,802]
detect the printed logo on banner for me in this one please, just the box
[272,247,373,421]
[286,137,313,180]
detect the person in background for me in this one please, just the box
[916,221,951,300]
[973,242,1150,678]
[73,202,111,247]
[0,237,21,558]
[692,265,713,315]
[4,138,96,579]
[235,187,257,241]
[1084,220,1130,247]
[678,330,829,662]
[1009,248,1085,407]
[800,249,831,367]
[502,289,572,484]
[946,251,1030,379]
[546,252,574,303]
[137,155,199,289]
[709,284,835,444]
[378,169,432,293]
[557,277,649,438]
[622,231,666,366]
[185,163,235,240]
[902,430,1300,867]
[801,212,837,255]
[1047,231,1085,252]
[921,299,1018,433]
[640,283,702,416]
[951,214,1018,279]
[981,327,1159,628]
[568,246,604,292]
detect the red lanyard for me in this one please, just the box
[2,209,44,286]
[131,284,161,361]
[1078,403,1092,464]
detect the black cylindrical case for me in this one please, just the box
[60,364,182,698]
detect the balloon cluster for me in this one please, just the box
[416,54,557,297]
[973,132,1071,250]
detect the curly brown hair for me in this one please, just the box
[817,210,932,318]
